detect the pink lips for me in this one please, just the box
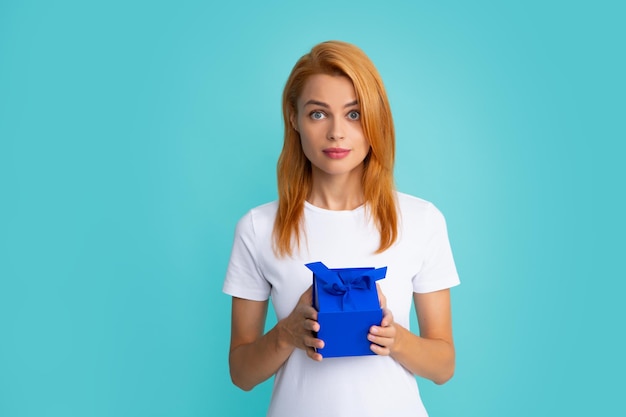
[322,147,351,159]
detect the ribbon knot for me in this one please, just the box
[305,262,387,310]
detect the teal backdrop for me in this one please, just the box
[1,0,624,416]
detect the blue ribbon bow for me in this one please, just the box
[305,262,387,310]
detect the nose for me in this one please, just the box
[327,117,345,141]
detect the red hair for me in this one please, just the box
[274,41,397,257]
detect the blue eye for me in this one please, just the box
[347,111,360,121]
[310,111,326,120]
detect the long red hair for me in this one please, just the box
[274,40,397,257]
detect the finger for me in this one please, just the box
[368,332,393,346]
[369,343,391,356]
[304,335,325,350]
[303,318,320,332]
[300,306,318,321]
[369,324,396,352]
[369,325,395,339]
[306,346,323,361]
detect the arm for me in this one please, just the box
[229,287,324,391]
[368,289,455,385]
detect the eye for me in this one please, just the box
[310,111,326,120]
[347,110,360,121]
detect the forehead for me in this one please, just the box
[298,74,357,106]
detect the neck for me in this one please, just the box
[307,167,365,211]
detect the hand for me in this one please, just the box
[278,287,324,361]
[369,286,396,356]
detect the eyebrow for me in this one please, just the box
[303,99,358,108]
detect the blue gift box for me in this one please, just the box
[305,261,387,358]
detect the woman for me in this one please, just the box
[223,40,460,417]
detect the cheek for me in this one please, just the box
[360,139,372,158]
[299,132,316,159]
[349,123,366,140]
[298,124,320,147]
[355,128,370,149]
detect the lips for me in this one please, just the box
[322,147,351,159]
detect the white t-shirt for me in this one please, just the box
[223,192,460,417]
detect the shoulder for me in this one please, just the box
[234,201,278,237]
[395,191,440,217]
[394,191,449,231]
[247,200,278,221]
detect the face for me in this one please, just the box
[291,74,370,181]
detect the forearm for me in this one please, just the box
[391,323,455,385]
[229,320,295,391]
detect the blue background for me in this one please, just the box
[1,0,624,416]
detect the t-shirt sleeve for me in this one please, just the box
[412,204,460,293]
[222,211,271,301]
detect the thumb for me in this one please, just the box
[380,307,394,327]
[376,283,387,309]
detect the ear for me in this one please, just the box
[289,111,299,133]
